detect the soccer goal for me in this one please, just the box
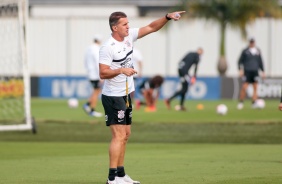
[0,0,36,133]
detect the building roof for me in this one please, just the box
[29,0,181,7]
[29,0,182,17]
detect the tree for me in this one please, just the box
[179,0,282,75]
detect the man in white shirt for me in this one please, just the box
[83,35,103,117]
[99,11,185,184]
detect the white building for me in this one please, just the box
[27,0,282,77]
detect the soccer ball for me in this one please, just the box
[216,104,228,115]
[68,98,79,108]
[255,99,265,109]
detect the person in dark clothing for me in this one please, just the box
[135,75,164,112]
[165,48,204,111]
[237,38,265,110]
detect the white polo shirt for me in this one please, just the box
[99,28,139,96]
[84,43,100,80]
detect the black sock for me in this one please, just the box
[91,108,95,112]
[86,102,90,106]
[117,166,125,177]
[108,168,117,181]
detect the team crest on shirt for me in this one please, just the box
[118,110,125,119]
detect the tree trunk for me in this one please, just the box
[217,22,227,76]
[217,56,228,76]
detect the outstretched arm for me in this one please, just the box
[138,11,185,39]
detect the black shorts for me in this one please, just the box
[90,80,100,89]
[242,71,259,83]
[101,94,132,126]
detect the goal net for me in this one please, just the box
[0,0,35,133]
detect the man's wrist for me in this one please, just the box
[165,13,171,20]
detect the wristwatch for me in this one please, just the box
[165,13,171,20]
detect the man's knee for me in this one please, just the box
[253,82,258,89]
[112,133,128,145]
[242,83,248,90]
[125,131,131,140]
[111,125,131,143]
[124,127,131,141]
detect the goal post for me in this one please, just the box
[0,0,35,133]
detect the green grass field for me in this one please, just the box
[30,98,282,124]
[0,98,282,184]
[1,142,282,184]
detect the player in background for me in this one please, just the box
[165,48,204,111]
[130,47,143,103]
[237,38,265,110]
[83,35,103,117]
[99,11,185,184]
[135,75,164,112]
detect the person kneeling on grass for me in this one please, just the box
[135,75,164,112]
